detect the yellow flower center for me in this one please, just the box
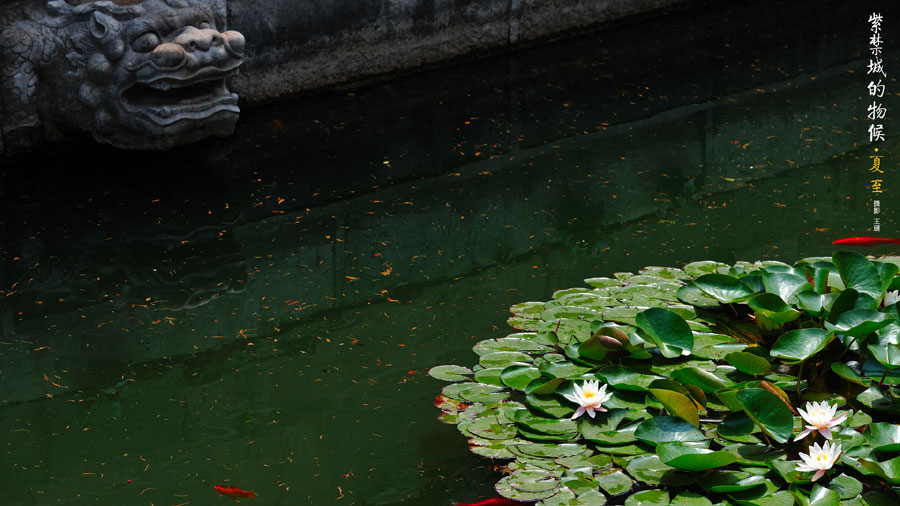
[584,391,595,399]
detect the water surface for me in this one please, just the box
[2,1,899,504]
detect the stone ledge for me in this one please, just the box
[228,0,699,102]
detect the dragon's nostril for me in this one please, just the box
[151,43,185,68]
[223,30,245,55]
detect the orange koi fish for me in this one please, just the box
[455,498,528,506]
[833,236,900,245]
[214,485,256,498]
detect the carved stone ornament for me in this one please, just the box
[0,0,244,150]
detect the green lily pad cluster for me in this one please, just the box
[431,252,900,505]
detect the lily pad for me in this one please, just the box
[602,305,650,325]
[684,260,730,276]
[548,489,608,506]
[470,441,517,459]
[595,469,632,496]
[747,293,801,327]
[670,366,729,393]
[526,376,566,395]
[726,351,773,375]
[672,491,714,506]
[474,367,505,386]
[868,342,900,368]
[648,387,700,427]
[693,274,757,303]
[722,444,786,467]
[496,470,561,501]
[577,409,627,435]
[514,409,579,436]
[599,443,648,456]
[542,305,604,321]
[856,384,900,415]
[831,362,871,386]
[474,336,553,356]
[736,389,794,443]
[761,272,811,305]
[833,251,883,301]
[827,474,863,499]
[508,315,542,331]
[553,287,593,300]
[826,309,895,338]
[458,416,518,440]
[692,333,746,360]
[729,489,794,506]
[635,307,694,358]
[805,484,840,506]
[678,284,722,306]
[538,487,578,506]
[594,366,660,392]
[428,365,473,381]
[542,487,609,506]
[861,491,900,506]
[827,288,866,324]
[539,360,592,379]
[624,489,670,506]
[858,455,900,484]
[766,459,802,484]
[442,382,509,403]
[699,471,767,493]
[582,420,639,446]
[502,365,542,391]
[561,472,599,496]
[480,351,535,368]
[656,442,739,471]
[558,291,613,307]
[525,393,573,418]
[634,416,706,446]
[797,291,838,316]
[863,423,900,452]
[585,277,624,288]
[718,411,758,438]
[510,301,546,317]
[623,454,678,485]
[510,443,589,459]
[769,328,833,364]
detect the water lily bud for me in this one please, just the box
[595,326,630,347]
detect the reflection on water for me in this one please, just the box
[2,1,899,504]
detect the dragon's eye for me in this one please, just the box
[131,31,160,52]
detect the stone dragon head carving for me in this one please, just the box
[1,0,245,150]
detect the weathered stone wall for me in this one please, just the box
[227,0,696,101]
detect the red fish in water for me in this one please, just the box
[833,237,900,246]
[455,498,528,506]
[214,485,256,498]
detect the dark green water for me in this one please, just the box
[2,1,899,504]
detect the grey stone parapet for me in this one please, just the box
[227,0,696,102]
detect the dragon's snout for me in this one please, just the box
[150,28,244,69]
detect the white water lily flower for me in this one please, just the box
[563,380,612,420]
[796,441,842,481]
[885,290,900,307]
[795,401,847,440]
